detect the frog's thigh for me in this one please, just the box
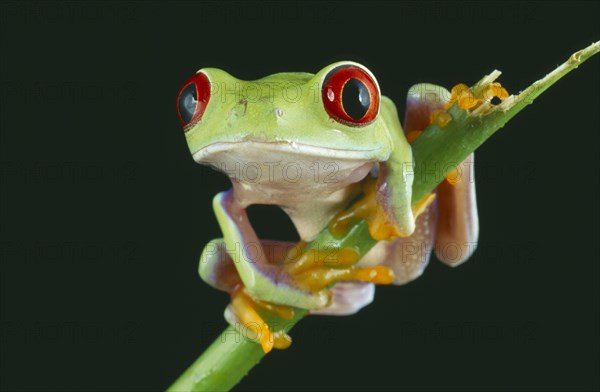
[310,282,375,316]
[359,200,438,285]
[403,83,450,132]
[434,153,479,266]
[402,84,479,267]
[199,238,241,292]
[199,237,298,293]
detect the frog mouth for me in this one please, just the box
[192,140,383,163]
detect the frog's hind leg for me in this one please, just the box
[199,238,241,292]
[199,238,297,293]
[359,83,478,284]
[225,287,294,353]
[208,191,395,352]
[434,153,479,266]
[403,83,452,138]
[309,282,375,315]
[199,237,297,352]
[404,83,479,267]
[358,198,439,285]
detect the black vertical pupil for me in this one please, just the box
[178,83,197,123]
[342,78,370,120]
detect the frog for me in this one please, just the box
[176,61,479,352]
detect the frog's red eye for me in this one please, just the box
[322,65,379,126]
[177,72,211,128]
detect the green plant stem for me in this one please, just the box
[168,41,599,392]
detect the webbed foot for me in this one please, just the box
[199,201,395,353]
[280,241,394,291]
[226,286,294,353]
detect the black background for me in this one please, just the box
[1,1,598,391]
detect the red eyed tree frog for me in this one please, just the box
[177,62,479,352]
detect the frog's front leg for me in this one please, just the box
[210,190,329,309]
[200,239,380,320]
[202,189,395,352]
